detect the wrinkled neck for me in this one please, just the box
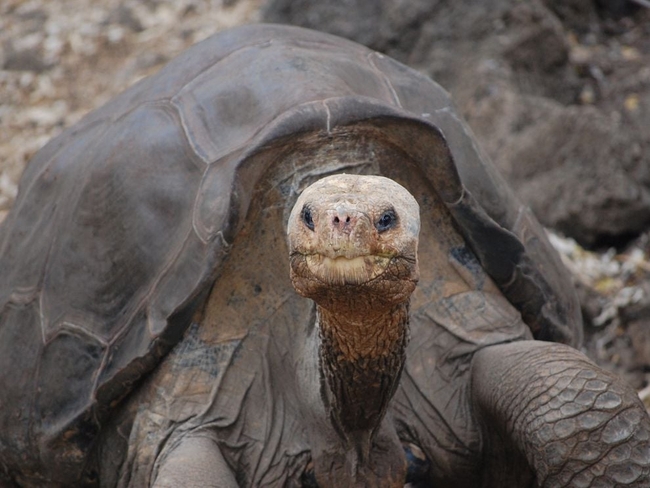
[317,300,410,446]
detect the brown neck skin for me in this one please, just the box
[316,297,410,454]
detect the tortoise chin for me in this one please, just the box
[305,254,392,285]
[289,252,418,306]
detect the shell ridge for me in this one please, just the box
[145,227,199,338]
[289,36,365,53]
[170,97,211,165]
[41,315,109,349]
[191,166,212,244]
[89,223,199,401]
[171,39,274,102]
[7,288,40,305]
[146,100,208,174]
[31,117,122,344]
[322,100,332,133]
[449,186,467,207]
[0,120,109,335]
[367,52,403,108]
[191,161,238,245]
[37,216,61,346]
[168,40,276,165]
[57,321,109,347]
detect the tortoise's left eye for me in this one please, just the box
[376,209,397,233]
[302,206,315,231]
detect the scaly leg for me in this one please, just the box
[472,341,650,487]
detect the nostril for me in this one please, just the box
[332,211,353,227]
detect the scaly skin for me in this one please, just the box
[473,341,650,487]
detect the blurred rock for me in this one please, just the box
[262,0,436,59]
[467,94,650,246]
[596,0,645,19]
[2,40,51,72]
[108,5,144,32]
[550,230,650,389]
[542,0,600,34]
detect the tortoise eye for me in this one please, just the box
[376,209,397,233]
[302,206,315,231]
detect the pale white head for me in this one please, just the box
[287,174,420,305]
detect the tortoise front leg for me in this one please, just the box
[152,435,238,488]
[471,341,650,487]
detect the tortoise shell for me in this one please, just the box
[0,23,581,481]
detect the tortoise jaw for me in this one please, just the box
[304,254,392,286]
[290,251,418,308]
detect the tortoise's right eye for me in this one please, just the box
[302,206,315,231]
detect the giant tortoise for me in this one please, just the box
[0,23,649,488]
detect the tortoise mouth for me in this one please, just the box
[290,251,419,304]
[303,253,393,286]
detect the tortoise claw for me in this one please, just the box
[403,441,430,486]
[300,459,318,488]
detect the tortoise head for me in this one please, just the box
[287,174,420,309]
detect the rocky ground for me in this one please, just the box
[2,0,650,407]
